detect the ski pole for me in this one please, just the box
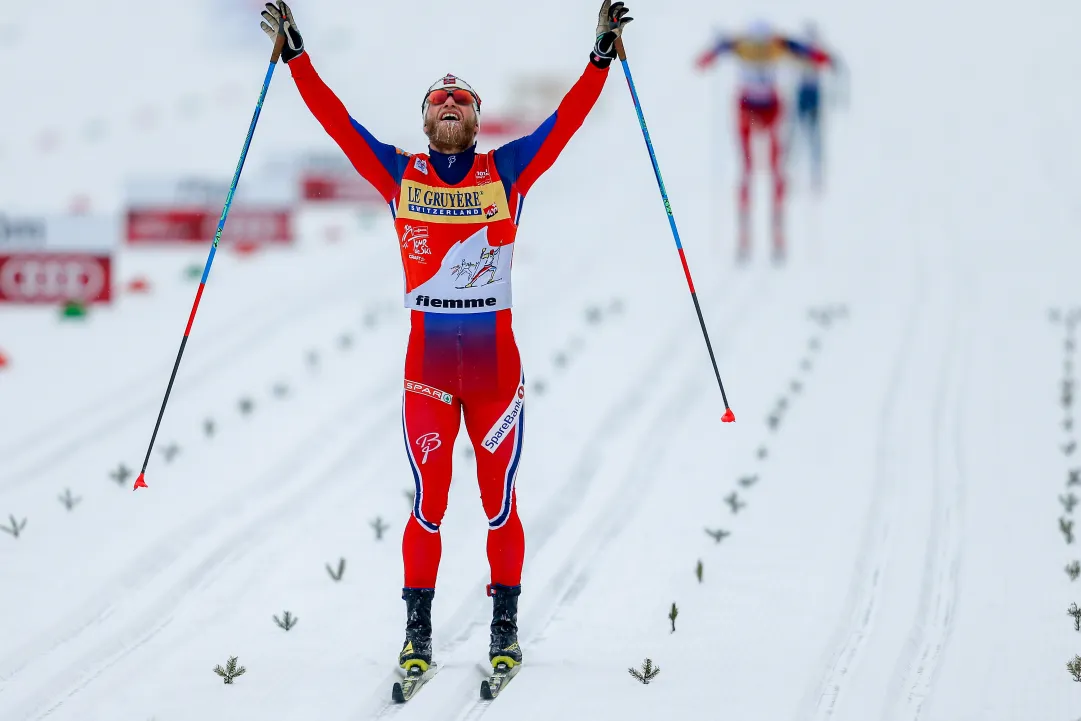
[614,37,735,422]
[133,27,287,490]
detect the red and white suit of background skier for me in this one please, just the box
[695,21,833,263]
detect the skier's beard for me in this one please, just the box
[424,113,477,154]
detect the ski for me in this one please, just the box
[391,662,439,703]
[479,661,521,700]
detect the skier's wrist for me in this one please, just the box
[590,32,617,69]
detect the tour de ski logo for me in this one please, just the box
[451,246,502,289]
[402,224,432,261]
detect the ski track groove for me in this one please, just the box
[366,267,776,721]
[883,254,969,721]
[797,241,929,721]
[0,377,403,720]
[0,258,389,492]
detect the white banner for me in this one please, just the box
[0,214,119,253]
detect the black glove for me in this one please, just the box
[590,1,633,69]
[260,1,304,63]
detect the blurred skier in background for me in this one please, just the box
[785,21,845,193]
[695,20,833,263]
[260,0,632,680]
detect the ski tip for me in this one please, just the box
[133,473,148,490]
[721,408,736,423]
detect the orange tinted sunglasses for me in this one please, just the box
[426,88,478,107]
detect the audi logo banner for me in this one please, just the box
[0,254,112,304]
[0,214,117,304]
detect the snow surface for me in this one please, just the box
[3,0,1081,719]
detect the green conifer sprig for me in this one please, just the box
[213,656,246,684]
[1068,655,1081,682]
[1,514,27,538]
[273,611,298,631]
[628,658,660,684]
[327,557,346,582]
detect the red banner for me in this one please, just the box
[0,254,112,303]
[125,209,293,245]
[300,174,386,205]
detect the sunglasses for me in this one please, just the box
[426,88,478,108]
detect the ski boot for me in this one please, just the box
[399,588,435,673]
[487,584,523,668]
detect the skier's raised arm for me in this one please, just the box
[694,36,737,69]
[261,2,407,203]
[492,1,633,196]
[780,37,834,67]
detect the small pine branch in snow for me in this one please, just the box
[213,656,246,684]
[1067,562,1081,581]
[725,492,745,514]
[791,379,803,394]
[1069,603,1081,632]
[110,463,131,486]
[668,603,678,634]
[327,558,346,582]
[339,333,354,350]
[1062,494,1079,514]
[1,514,27,538]
[757,446,769,460]
[306,350,320,368]
[1068,655,1081,682]
[162,443,180,463]
[1066,441,1078,457]
[1066,418,1074,432]
[695,560,703,584]
[767,414,780,430]
[738,475,759,488]
[705,528,730,544]
[58,489,81,511]
[1070,469,1081,487]
[204,418,216,438]
[370,516,388,540]
[1061,517,1075,544]
[628,658,660,684]
[273,611,298,631]
[403,488,416,505]
[238,397,254,415]
[272,382,289,399]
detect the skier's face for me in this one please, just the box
[423,91,478,153]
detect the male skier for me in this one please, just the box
[260,0,633,674]
[695,20,832,263]
[786,21,845,192]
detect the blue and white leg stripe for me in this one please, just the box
[488,378,525,530]
[402,399,439,533]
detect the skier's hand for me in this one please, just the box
[260,1,304,63]
[590,1,633,69]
